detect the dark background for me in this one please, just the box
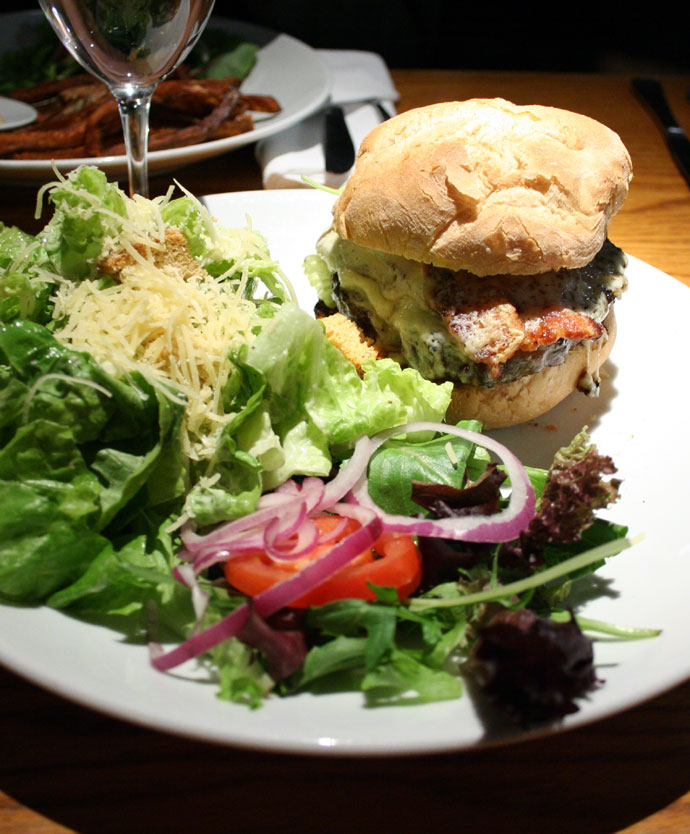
[5,0,690,73]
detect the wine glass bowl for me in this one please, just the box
[39,0,216,196]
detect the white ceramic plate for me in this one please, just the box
[1,188,689,756]
[0,95,37,131]
[0,12,330,183]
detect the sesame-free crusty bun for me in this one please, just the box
[446,311,617,429]
[332,99,632,277]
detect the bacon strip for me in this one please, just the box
[442,299,603,378]
[431,268,607,378]
[444,301,524,378]
[521,308,603,352]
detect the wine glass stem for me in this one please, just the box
[114,86,156,198]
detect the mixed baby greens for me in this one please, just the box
[0,167,650,724]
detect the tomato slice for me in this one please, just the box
[224,514,422,608]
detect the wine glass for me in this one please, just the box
[39,0,216,197]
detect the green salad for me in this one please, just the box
[0,167,653,724]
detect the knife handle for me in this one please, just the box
[632,78,680,129]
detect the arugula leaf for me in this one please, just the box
[289,595,469,705]
[362,650,463,705]
[291,635,370,690]
[305,599,398,669]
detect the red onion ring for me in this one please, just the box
[263,515,318,560]
[350,422,536,542]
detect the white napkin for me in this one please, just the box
[256,50,399,189]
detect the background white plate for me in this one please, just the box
[0,12,330,182]
[0,95,37,131]
[1,189,689,756]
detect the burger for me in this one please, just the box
[310,99,632,428]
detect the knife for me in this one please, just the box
[632,77,690,187]
[323,105,355,174]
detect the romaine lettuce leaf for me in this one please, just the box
[161,195,289,302]
[47,520,195,640]
[0,480,109,603]
[244,304,452,450]
[0,222,38,272]
[0,222,54,324]
[0,320,187,602]
[41,167,126,282]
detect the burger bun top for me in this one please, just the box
[332,99,632,276]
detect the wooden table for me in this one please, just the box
[1,71,690,834]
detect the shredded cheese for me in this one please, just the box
[49,184,283,464]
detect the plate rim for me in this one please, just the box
[0,95,38,131]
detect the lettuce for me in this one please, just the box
[0,222,36,272]
[0,480,109,603]
[47,518,196,640]
[41,167,127,282]
[182,304,453,525]
[161,195,290,303]
[0,320,186,603]
[0,222,53,324]
[0,168,463,693]
[244,304,452,451]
